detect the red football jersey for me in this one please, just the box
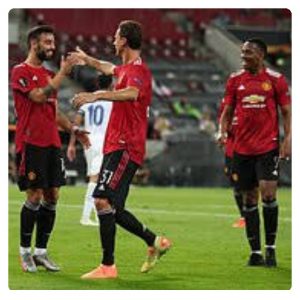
[217,98,237,158]
[11,63,61,153]
[224,68,290,155]
[103,58,152,165]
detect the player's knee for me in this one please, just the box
[43,188,59,203]
[26,189,43,203]
[260,187,276,201]
[245,189,258,205]
[94,198,112,212]
[261,192,276,202]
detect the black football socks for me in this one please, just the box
[234,188,245,218]
[20,200,40,247]
[35,200,56,249]
[262,199,278,247]
[244,204,261,252]
[115,209,156,246]
[98,209,116,266]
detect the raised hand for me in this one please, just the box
[68,46,88,65]
[60,55,78,75]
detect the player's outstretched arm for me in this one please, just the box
[72,87,139,109]
[69,46,116,75]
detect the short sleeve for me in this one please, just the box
[223,76,236,107]
[125,66,144,90]
[275,75,291,106]
[11,66,35,95]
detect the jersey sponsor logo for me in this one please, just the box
[18,77,28,87]
[27,171,36,181]
[242,95,266,104]
[32,75,38,81]
[261,81,272,91]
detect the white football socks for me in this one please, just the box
[81,181,97,221]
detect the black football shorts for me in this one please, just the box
[92,149,139,210]
[16,143,66,191]
[232,148,280,190]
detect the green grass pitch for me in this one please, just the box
[8,185,291,290]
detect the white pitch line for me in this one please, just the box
[9,200,291,222]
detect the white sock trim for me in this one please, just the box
[34,248,47,256]
[265,245,276,249]
[251,250,262,255]
[20,247,31,255]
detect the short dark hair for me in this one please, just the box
[246,38,268,57]
[97,74,113,90]
[27,25,55,49]
[119,20,142,50]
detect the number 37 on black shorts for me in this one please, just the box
[92,150,139,203]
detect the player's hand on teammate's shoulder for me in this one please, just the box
[72,92,97,109]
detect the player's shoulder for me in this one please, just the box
[132,58,150,71]
[265,67,284,79]
[229,69,246,79]
[11,62,27,73]
[11,63,30,80]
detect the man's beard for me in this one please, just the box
[36,48,54,61]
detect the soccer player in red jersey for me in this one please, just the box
[10,25,90,273]
[71,20,171,279]
[217,98,246,228]
[219,38,291,267]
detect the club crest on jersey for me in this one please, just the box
[27,171,36,181]
[261,81,272,91]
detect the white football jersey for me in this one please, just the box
[79,101,112,153]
